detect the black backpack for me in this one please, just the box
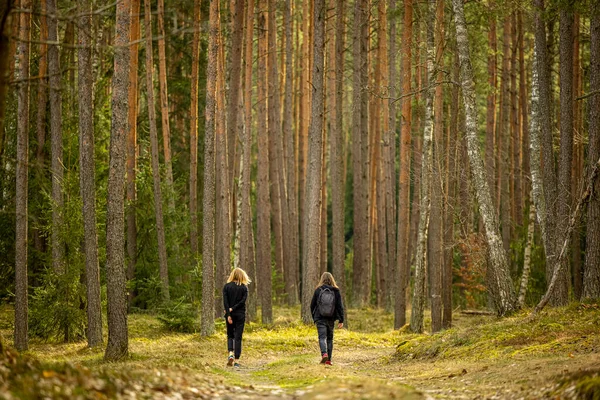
[318,287,336,317]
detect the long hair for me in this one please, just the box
[316,272,339,289]
[227,267,251,286]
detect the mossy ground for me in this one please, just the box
[0,302,599,399]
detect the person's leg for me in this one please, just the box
[226,319,235,366]
[234,317,246,361]
[316,321,329,361]
[326,320,334,360]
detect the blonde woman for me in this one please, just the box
[310,272,345,365]
[223,267,251,368]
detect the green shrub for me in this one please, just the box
[156,299,199,333]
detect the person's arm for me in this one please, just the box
[223,285,231,317]
[310,288,319,322]
[336,290,345,324]
[231,285,248,312]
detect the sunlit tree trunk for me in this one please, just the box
[452,0,518,316]
[127,0,141,307]
[519,199,536,307]
[14,0,31,352]
[302,0,325,323]
[584,0,600,300]
[79,0,103,347]
[201,0,219,337]
[48,0,64,274]
[144,0,170,302]
[189,0,201,261]
[395,0,412,329]
[105,0,131,361]
[257,0,273,324]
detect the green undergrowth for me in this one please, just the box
[394,302,600,362]
[555,368,600,400]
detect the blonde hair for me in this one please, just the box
[316,272,339,289]
[227,267,251,285]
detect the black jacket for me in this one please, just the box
[310,285,344,323]
[223,282,248,318]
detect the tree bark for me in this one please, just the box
[0,0,13,157]
[79,0,103,347]
[411,0,435,334]
[395,0,412,329]
[189,0,201,260]
[48,0,64,274]
[14,0,31,352]
[156,0,174,206]
[144,0,170,302]
[499,16,511,255]
[553,2,574,306]
[283,0,299,305]
[301,0,325,323]
[105,0,131,361]
[511,13,521,230]
[127,0,141,307]
[584,0,600,300]
[518,199,535,307]
[452,0,518,316]
[257,0,273,324]
[201,0,219,337]
[486,2,497,206]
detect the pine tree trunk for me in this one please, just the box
[499,16,511,256]
[144,0,170,302]
[486,2,497,204]
[14,0,31,352]
[452,0,518,316]
[385,0,397,313]
[257,0,273,324]
[411,0,435,334]
[127,0,141,307]
[48,0,64,274]
[189,0,201,260]
[79,0,103,347]
[518,199,536,307]
[519,11,530,210]
[395,0,413,329]
[105,0,131,361]
[242,0,258,319]
[201,0,219,337]
[584,0,600,300]
[228,0,244,200]
[301,0,325,323]
[283,0,300,305]
[553,2,574,306]
[0,1,13,158]
[156,0,174,205]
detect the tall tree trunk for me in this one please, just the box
[511,13,521,229]
[127,0,141,307]
[499,16,511,255]
[14,0,31,352]
[242,0,258,319]
[33,0,48,256]
[584,0,600,300]
[228,0,244,201]
[519,11,530,213]
[571,15,582,301]
[156,0,174,206]
[486,2,497,205]
[257,0,273,324]
[452,0,518,316]
[201,0,219,337]
[189,0,201,261]
[553,1,574,306]
[518,199,536,307]
[385,0,397,313]
[79,0,103,348]
[430,0,444,334]
[301,0,325,323]
[411,0,435,334]
[395,0,412,329]
[534,0,559,294]
[144,0,170,302]
[267,0,286,299]
[0,0,13,157]
[105,0,131,361]
[283,0,300,305]
[48,0,64,274]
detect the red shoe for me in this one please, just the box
[320,353,329,364]
[325,360,332,366]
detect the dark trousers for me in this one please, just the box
[226,314,245,359]
[316,320,335,359]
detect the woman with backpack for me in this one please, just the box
[310,272,345,365]
[223,267,251,369]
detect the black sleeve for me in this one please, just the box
[310,288,319,321]
[336,290,345,323]
[223,285,230,317]
[231,285,248,312]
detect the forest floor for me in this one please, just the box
[1,302,600,399]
